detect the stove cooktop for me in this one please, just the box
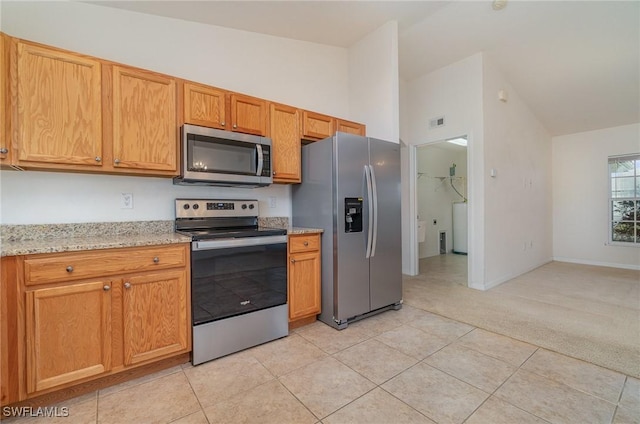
[177,226,286,241]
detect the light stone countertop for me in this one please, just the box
[0,232,192,257]
[287,227,324,235]
[0,219,322,257]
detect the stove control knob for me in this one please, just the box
[241,204,247,209]
[248,204,255,210]
[183,204,190,210]
[193,204,199,210]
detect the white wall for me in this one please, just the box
[0,1,350,225]
[416,145,467,258]
[553,123,640,269]
[348,21,399,142]
[402,54,484,284]
[0,171,290,224]
[482,56,553,288]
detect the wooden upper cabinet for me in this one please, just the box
[269,102,301,183]
[230,93,267,136]
[110,65,178,175]
[336,119,366,136]
[183,82,227,130]
[15,42,103,168]
[25,280,112,394]
[0,34,11,165]
[301,110,334,141]
[122,270,188,366]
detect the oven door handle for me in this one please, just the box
[193,235,287,250]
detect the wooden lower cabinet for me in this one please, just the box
[122,270,188,366]
[26,281,112,394]
[287,234,321,328]
[4,244,191,403]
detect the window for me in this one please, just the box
[609,154,639,245]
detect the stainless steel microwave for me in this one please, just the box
[174,124,273,187]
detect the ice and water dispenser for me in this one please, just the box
[344,198,363,233]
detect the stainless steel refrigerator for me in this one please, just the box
[292,132,402,329]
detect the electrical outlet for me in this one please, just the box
[121,193,133,209]
[269,196,277,209]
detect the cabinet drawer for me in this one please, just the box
[24,245,188,286]
[289,234,320,253]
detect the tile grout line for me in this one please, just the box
[458,346,555,424]
[180,368,212,424]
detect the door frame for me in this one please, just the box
[407,133,473,287]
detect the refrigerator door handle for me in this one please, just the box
[365,165,374,258]
[370,165,379,257]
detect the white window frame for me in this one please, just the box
[608,153,639,246]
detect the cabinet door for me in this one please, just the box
[301,110,334,141]
[16,42,102,168]
[111,66,177,174]
[184,82,227,130]
[122,270,188,366]
[336,119,366,136]
[25,281,111,393]
[288,250,321,321]
[0,34,11,165]
[230,93,267,136]
[269,103,300,183]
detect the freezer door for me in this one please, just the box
[368,138,402,310]
[334,133,371,322]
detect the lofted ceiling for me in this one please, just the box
[88,0,639,137]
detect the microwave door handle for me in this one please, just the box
[256,144,264,176]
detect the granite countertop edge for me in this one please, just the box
[287,227,324,235]
[1,233,192,257]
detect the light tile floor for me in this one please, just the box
[5,305,639,424]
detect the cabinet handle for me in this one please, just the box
[273,171,276,176]
[153,256,160,263]
[221,122,226,126]
[233,124,237,129]
[114,158,120,165]
[95,156,102,162]
[66,266,74,273]
[124,282,131,289]
[0,148,8,154]
[303,241,309,247]
[290,258,296,263]
[103,285,111,291]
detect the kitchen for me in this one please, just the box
[0,0,403,413]
[2,1,639,423]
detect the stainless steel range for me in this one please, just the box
[175,199,288,365]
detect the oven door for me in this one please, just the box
[191,235,287,326]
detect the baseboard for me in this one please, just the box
[553,257,640,271]
[482,257,554,290]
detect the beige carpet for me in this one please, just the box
[404,257,640,378]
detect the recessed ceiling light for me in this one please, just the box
[446,137,467,147]
[492,0,508,10]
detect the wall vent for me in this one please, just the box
[429,116,445,128]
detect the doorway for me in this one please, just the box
[415,137,468,285]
